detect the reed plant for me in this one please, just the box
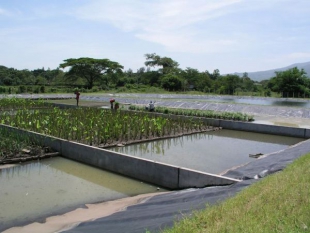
[129,105,254,121]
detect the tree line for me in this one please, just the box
[0,54,309,97]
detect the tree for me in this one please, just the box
[59,57,123,89]
[214,74,241,95]
[181,67,200,90]
[161,74,183,91]
[144,53,179,74]
[207,69,220,80]
[268,67,309,97]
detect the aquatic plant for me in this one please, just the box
[0,128,32,159]
[0,97,50,110]
[0,107,211,147]
[128,105,255,121]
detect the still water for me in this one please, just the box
[111,130,304,174]
[0,157,165,231]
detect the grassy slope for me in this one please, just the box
[162,153,310,233]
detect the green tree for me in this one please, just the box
[207,69,220,80]
[214,75,241,95]
[161,74,183,91]
[268,67,309,97]
[59,57,123,89]
[181,68,200,90]
[144,53,179,74]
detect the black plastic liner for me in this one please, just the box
[65,140,310,233]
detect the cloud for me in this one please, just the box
[74,0,243,53]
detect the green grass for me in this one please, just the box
[161,153,310,233]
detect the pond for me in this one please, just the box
[81,94,310,108]
[0,157,165,232]
[110,130,304,174]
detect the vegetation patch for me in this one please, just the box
[0,129,56,165]
[129,105,254,122]
[0,97,51,110]
[0,107,216,148]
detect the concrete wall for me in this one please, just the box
[0,124,239,189]
[3,107,309,190]
[218,120,307,138]
[129,110,309,138]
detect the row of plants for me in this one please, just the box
[128,105,255,121]
[0,97,51,110]
[0,108,211,147]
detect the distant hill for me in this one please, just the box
[229,61,310,82]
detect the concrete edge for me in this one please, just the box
[123,110,309,138]
[178,167,240,189]
[0,124,238,189]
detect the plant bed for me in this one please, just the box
[0,97,52,110]
[0,107,219,148]
[128,105,255,121]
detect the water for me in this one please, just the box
[110,130,304,174]
[86,94,310,108]
[0,157,165,231]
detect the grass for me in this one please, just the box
[161,153,310,233]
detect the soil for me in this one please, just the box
[0,146,59,165]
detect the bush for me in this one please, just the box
[40,86,45,93]
[19,85,26,93]
[91,86,100,92]
[33,87,40,93]
[0,86,6,93]
[50,88,58,93]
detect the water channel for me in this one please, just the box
[0,129,304,231]
[110,130,304,174]
[0,157,165,231]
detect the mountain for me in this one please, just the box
[229,61,310,82]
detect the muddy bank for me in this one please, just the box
[0,146,58,165]
[3,192,167,233]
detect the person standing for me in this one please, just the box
[75,90,80,106]
[110,99,115,109]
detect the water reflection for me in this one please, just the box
[0,157,164,231]
[111,130,303,174]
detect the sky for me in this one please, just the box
[1,0,310,74]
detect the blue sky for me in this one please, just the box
[1,0,310,74]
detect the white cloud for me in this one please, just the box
[74,0,243,53]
